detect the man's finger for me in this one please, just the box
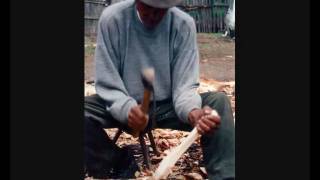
[128,113,136,125]
[206,110,221,124]
[196,124,205,135]
[199,120,211,132]
[128,112,133,121]
[203,106,212,115]
[130,113,143,125]
[206,113,221,125]
[133,109,147,123]
[202,118,217,129]
[131,107,142,117]
[211,109,220,118]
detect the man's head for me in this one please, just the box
[136,0,182,29]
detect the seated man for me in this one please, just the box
[84,0,235,179]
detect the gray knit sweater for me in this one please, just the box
[95,0,201,124]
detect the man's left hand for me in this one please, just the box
[189,106,221,135]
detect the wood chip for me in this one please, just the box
[184,172,203,180]
[199,167,207,175]
[135,171,140,178]
[157,139,170,149]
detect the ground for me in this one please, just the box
[84,33,235,180]
[197,34,235,81]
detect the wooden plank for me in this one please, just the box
[153,128,200,179]
[153,110,220,179]
[206,0,209,32]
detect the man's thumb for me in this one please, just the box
[203,105,212,114]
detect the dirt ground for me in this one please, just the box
[197,34,235,81]
[85,33,235,82]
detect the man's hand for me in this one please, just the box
[128,105,148,133]
[188,108,204,127]
[188,106,221,135]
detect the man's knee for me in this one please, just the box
[84,94,108,118]
[84,95,96,113]
[85,94,100,104]
[213,92,230,103]
[202,91,231,107]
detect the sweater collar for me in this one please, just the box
[132,3,170,37]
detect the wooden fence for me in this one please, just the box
[84,0,232,36]
[178,0,231,33]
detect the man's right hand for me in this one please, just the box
[128,105,148,133]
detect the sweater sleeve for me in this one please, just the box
[94,13,137,124]
[171,20,202,124]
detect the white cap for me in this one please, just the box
[140,0,183,8]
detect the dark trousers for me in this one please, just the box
[84,92,235,180]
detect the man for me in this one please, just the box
[85,0,235,179]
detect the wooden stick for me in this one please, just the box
[148,130,160,156]
[139,134,151,169]
[152,110,219,180]
[112,128,122,143]
[141,90,152,114]
[132,89,152,138]
[153,128,199,179]
[132,68,154,138]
